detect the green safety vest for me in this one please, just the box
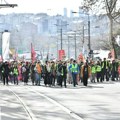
[102,61,109,69]
[72,64,78,73]
[14,68,18,75]
[96,65,101,72]
[91,66,96,73]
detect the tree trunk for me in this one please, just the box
[109,17,117,59]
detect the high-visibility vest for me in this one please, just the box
[102,61,109,69]
[91,65,96,73]
[96,65,101,72]
[14,68,18,75]
[68,63,72,72]
[71,64,78,73]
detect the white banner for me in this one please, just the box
[2,32,10,61]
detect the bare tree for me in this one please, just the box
[81,0,120,58]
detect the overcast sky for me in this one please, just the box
[0,0,82,16]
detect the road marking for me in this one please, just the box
[28,87,84,120]
[7,86,37,120]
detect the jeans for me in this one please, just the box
[35,72,41,85]
[72,73,77,87]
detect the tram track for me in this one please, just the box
[26,86,84,120]
[1,84,84,120]
[6,86,75,120]
[7,86,38,120]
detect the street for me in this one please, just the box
[0,80,120,120]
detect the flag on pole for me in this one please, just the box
[31,43,36,63]
[0,55,3,62]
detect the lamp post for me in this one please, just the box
[72,11,91,55]
[60,28,63,50]
[54,22,68,50]
[87,14,91,51]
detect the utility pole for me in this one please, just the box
[60,28,63,50]
[74,32,77,60]
[72,10,91,57]
[54,21,68,50]
[88,14,91,51]
[82,26,84,46]
[68,36,70,59]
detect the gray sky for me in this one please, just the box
[0,0,82,16]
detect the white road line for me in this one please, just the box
[7,86,38,120]
[28,87,84,120]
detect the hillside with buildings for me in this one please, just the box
[0,10,119,59]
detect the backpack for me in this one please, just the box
[22,66,26,73]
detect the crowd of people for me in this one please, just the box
[0,58,120,87]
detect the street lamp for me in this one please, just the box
[67,30,81,60]
[54,21,68,50]
[72,11,91,54]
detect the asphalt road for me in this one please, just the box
[0,80,120,120]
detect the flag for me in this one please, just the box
[31,43,36,63]
[14,49,18,61]
[108,49,115,60]
[58,50,65,60]
[0,55,3,62]
[78,53,84,62]
[111,49,115,60]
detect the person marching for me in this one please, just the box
[118,62,120,80]
[81,61,91,86]
[13,64,19,85]
[35,60,42,86]
[96,61,102,82]
[2,61,10,85]
[71,60,79,87]
[90,61,96,83]
[50,61,56,86]
[61,62,67,88]
[31,62,36,85]
[101,58,109,81]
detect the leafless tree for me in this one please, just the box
[81,0,120,58]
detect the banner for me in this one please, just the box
[31,43,36,63]
[0,55,2,62]
[78,53,84,62]
[2,32,10,61]
[59,50,65,60]
[108,49,115,60]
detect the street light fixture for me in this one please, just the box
[72,11,91,55]
[54,23,69,50]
